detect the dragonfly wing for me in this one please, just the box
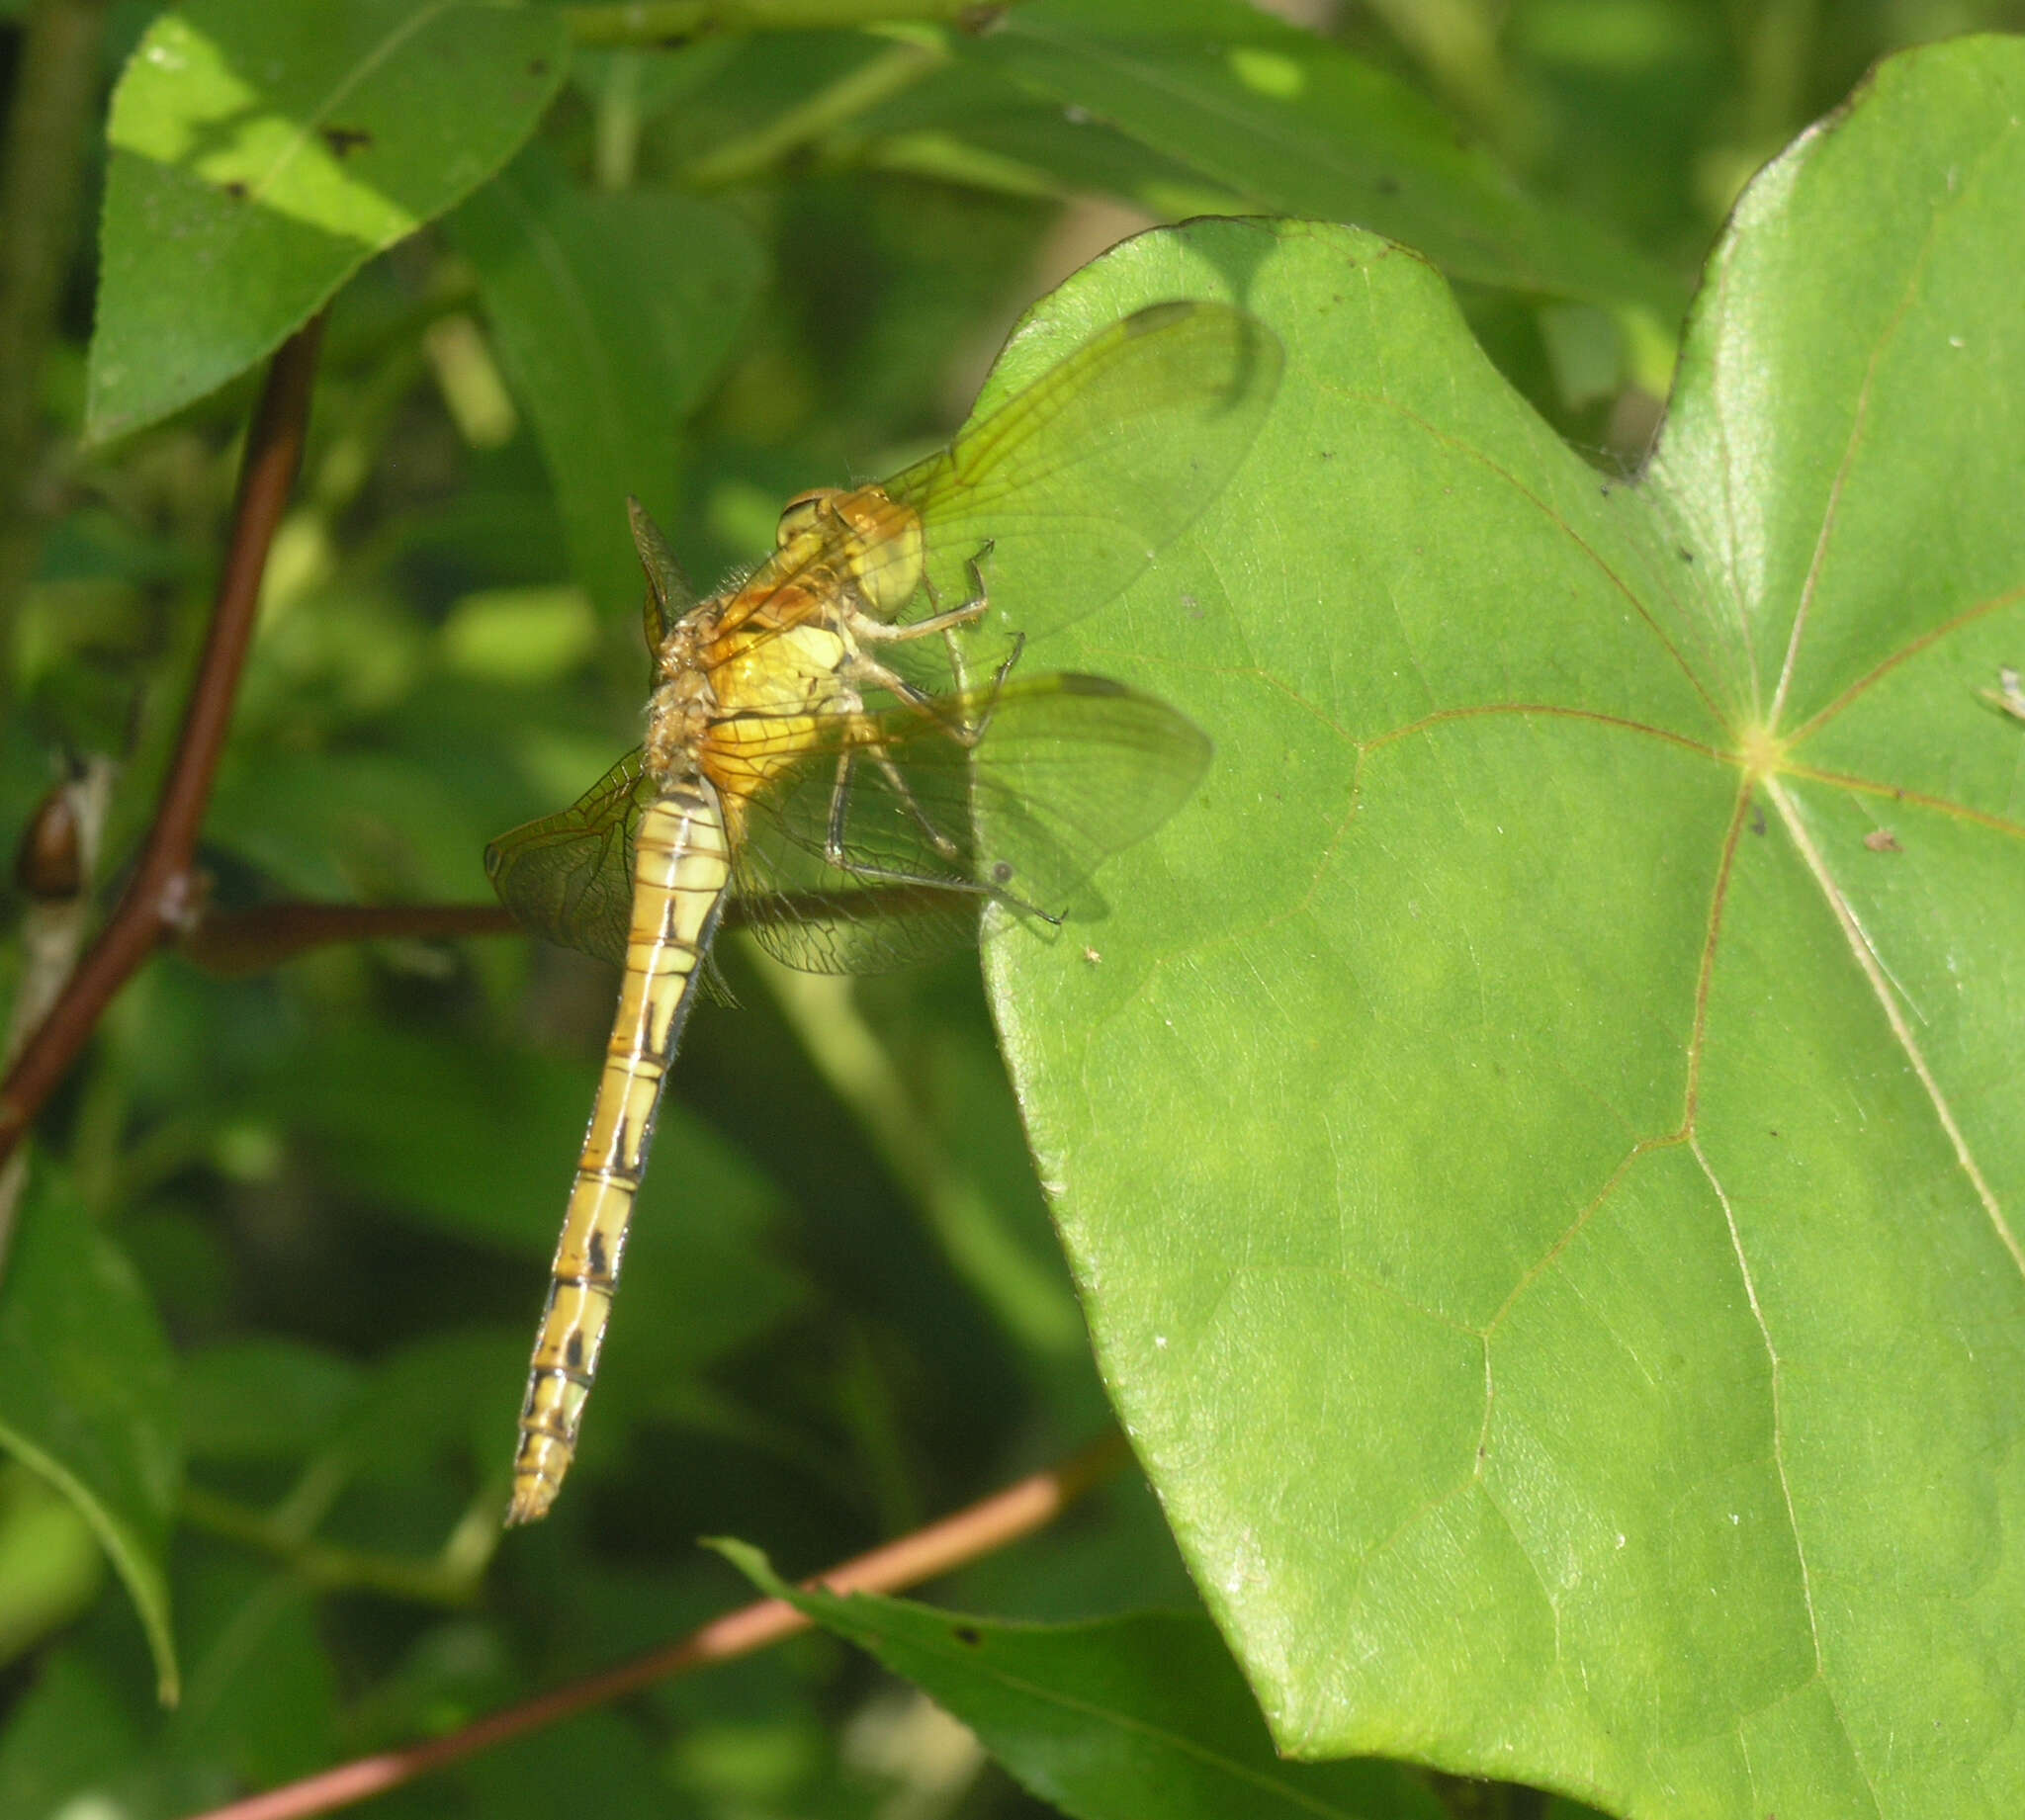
[966,671,1212,915]
[884,302,1281,641]
[628,497,698,651]
[729,743,985,974]
[732,673,1210,973]
[485,749,655,968]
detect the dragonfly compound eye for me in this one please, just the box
[776,488,843,546]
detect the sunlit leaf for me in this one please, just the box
[89,0,567,440]
[981,39,2025,1815]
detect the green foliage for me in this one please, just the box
[0,1176,178,1701]
[722,1540,1447,1818]
[1,3,2021,1818]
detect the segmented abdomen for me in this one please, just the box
[505,777,730,1526]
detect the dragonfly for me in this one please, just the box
[486,299,1281,1524]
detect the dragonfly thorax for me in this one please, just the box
[644,573,869,833]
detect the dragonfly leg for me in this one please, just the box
[844,649,941,713]
[857,595,988,643]
[824,748,854,865]
[947,546,995,675]
[856,541,994,645]
[822,850,1058,925]
[871,745,966,863]
[960,632,1026,746]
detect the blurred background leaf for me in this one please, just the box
[0,1173,179,1701]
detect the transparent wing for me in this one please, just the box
[484,749,655,969]
[732,672,1211,974]
[884,301,1281,641]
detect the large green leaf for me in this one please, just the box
[0,1175,180,1702]
[975,39,2025,1818]
[449,147,766,620]
[959,0,1685,320]
[88,0,568,441]
[721,1541,1444,1819]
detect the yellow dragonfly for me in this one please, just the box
[485,300,1281,1524]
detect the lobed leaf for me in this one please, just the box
[980,38,2025,1816]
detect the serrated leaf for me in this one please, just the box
[88,0,568,441]
[0,1175,180,1702]
[974,38,2025,1817]
[717,1541,1442,1819]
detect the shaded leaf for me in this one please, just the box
[720,1542,1443,1820]
[180,1339,364,1463]
[450,146,765,619]
[164,1557,338,1788]
[0,1175,180,1701]
[0,1647,140,1820]
[962,0,1685,318]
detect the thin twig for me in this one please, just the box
[684,41,945,188]
[184,1430,1128,1820]
[181,1486,494,1609]
[177,902,521,976]
[0,315,326,1166]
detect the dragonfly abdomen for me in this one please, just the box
[506,776,731,1526]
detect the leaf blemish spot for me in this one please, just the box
[953,1625,983,1646]
[319,125,372,158]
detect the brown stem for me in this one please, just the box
[178,903,521,976]
[0,315,326,1164]
[184,1431,1128,1820]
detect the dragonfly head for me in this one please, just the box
[775,485,924,620]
